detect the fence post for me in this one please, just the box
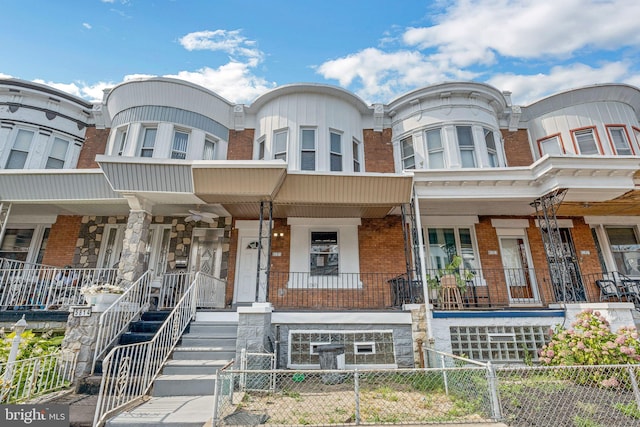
[486,361,502,420]
[440,355,449,395]
[354,369,360,425]
[211,369,221,427]
[628,366,640,412]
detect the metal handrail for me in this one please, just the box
[93,272,222,426]
[91,272,152,372]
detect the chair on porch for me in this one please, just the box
[595,279,622,302]
[439,275,463,310]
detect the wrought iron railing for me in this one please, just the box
[93,272,222,426]
[0,258,118,310]
[269,271,406,310]
[91,272,152,371]
[0,351,77,403]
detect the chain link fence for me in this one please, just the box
[213,358,640,425]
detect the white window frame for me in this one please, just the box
[310,230,339,276]
[329,130,343,172]
[0,224,49,264]
[171,129,190,159]
[606,125,634,155]
[274,129,288,161]
[300,127,316,171]
[5,128,35,169]
[456,125,476,167]
[603,225,640,276]
[571,127,601,155]
[45,137,70,169]
[115,127,128,156]
[203,137,217,160]
[400,135,415,170]
[425,225,480,273]
[354,342,376,355]
[425,128,444,169]
[484,128,498,167]
[257,136,265,160]
[139,126,157,158]
[538,134,564,156]
[352,138,362,172]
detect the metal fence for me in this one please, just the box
[212,361,640,426]
[0,351,77,403]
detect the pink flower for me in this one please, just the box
[601,377,620,388]
[616,336,627,345]
[547,350,555,358]
[576,342,586,350]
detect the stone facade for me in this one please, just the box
[60,312,100,379]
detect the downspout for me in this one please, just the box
[412,186,433,344]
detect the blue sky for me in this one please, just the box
[2,0,640,106]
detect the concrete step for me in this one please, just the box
[152,374,217,397]
[162,359,229,375]
[171,347,236,360]
[187,321,237,335]
[180,335,236,347]
[106,395,214,427]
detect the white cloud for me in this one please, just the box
[403,0,640,66]
[82,23,92,30]
[0,73,13,79]
[488,62,632,105]
[32,79,114,102]
[165,62,275,104]
[179,29,263,66]
[316,47,477,103]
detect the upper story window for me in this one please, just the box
[257,137,265,160]
[171,130,189,160]
[353,138,362,172]
[310,231,339,276]
[484,128,498,167]
[401,136,415,169]
[45,137,69,169]
[426,128,444,169]
[116,128,127,156]
[606,125,634,155]
[301,128,316,171]
[140,127,157,158]
[330,131,342,172]
[634,127,640,149]
[5,129,34,169]
[571,127,601,155]
[274,130,288,161]
[203,138,217,160]
[456,126,476,167]
[538,134,563,156]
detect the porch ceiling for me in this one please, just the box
[222,202,396,219]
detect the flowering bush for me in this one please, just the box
[80,282,124,295]
[539,309,640,366]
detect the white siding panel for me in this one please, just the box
[0,172,120,200]
[101,163,193,193]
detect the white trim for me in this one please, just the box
[584,216,640,225]
[491,219,529,229]
[272,311,412,324]
[7,215,57,225]
[354,341,376,355]
[287,217,361,226]
[234,220,260,231]
[534,219,573,228]
[421,215,479,226]
[495,228,527,237]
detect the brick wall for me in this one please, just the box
[363,128,395,173]
[501,129,534,166]
[227,129,255,160]
[41,216,83,267]
[77,127,110,169]
[359,216,406,274]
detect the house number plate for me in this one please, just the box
[72,307,92,317]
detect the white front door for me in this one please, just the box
[499,236,539,303]
[234,236,259,304]
[189,228,223,277]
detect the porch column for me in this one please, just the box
[0,202,11,247]
[118,195,153,283]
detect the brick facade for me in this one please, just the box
[363,128,395,173]
[77,127,109,169]
[501,129,534,166]
[227,129,255,160]
[41,215,83,267]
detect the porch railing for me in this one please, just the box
[93,272,221,427]
[92,272,152,372]
[269,271,406,310]
[0,258,117,310]
[155,271,226,310]
[0,351,77,403]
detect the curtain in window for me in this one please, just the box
[575,130,598,154]
[610,128,631,155]
[203,139,216,160]
[171,131,189,159]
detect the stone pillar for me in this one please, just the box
[118,209,152,283]
[409,304,427,367]
[236,303,273,363]
[60,311,100,379]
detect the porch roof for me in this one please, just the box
[412,155,640,216]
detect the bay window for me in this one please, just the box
[456,126,476,167]
[353,138,361,172]
[274,130,288,161]
[330,131,342,171]
[171,130,189,159]
[140,127,157,158]
[426,128,444,169]
[484,128,498,167]
[538,135,563,156]
[46,137,69,169]
[401,136,415,169]
[607,126,634,155]
[203,138,217,160]
[572,127,600,154]
[301,128,316,170]
[6,129,34,169]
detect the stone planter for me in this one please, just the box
[84,292,122,312]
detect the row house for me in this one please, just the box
[1,77,639,368]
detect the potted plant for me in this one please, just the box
[80,282,125,312]
[427,255,474,294]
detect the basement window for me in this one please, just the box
[354,342,376,355]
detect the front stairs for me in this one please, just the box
[106,312,238,427]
